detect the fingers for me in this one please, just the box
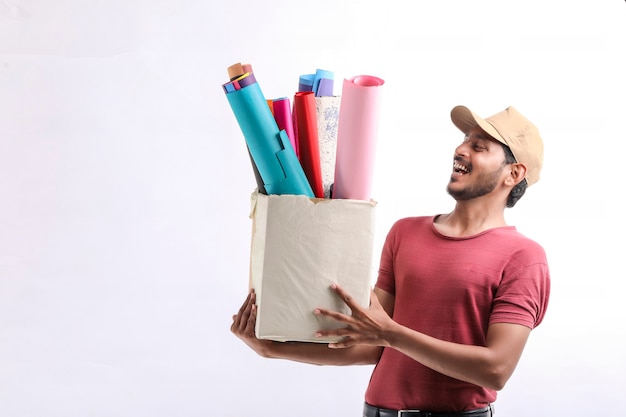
[328,338,355,349]
[330,283,364,311]
[318,329,360,349]
[247,303,257,333]
[231,289,256,335]
[313,282,368,323]
[314,307,351,323]
[314,325,355,348]
[330,283,352,304]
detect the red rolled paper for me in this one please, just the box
[294,91,324,198]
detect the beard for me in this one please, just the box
[447,165,504,201]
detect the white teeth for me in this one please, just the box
[453,162,469,173]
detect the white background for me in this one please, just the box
[1,1,625,416]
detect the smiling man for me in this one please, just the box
[231,105,551,416]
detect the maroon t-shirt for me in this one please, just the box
[365,216,550,412]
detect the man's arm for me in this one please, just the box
[387,321,530,390]
[315,284,531,391]
[230,288,388,366]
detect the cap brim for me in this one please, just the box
[450,106,507,146]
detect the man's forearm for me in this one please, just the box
[264,341,382,366]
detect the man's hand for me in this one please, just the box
[313,284,397,349]
[230,289,274,357]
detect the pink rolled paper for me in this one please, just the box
[333,75,385,200]
[272,97,298,157]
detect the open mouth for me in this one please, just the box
[453,162,470,175]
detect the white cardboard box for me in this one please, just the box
[249,191,376,342]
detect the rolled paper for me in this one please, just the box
[225,80,314,197]
[315,96,341,198]
[312,69,334,96]
[266,99,274,116]
[298,74,314,92]
[221,72,256,93]
[273,130,314,196]
[228,62,245,80]
[294,91,324,198]
[333,75,385,200]
[247,148,267,194]
[272,97,298,157]
[237,72,256,88]
[316,78,334,97]
[222,82,238,94]
[292,102,299,160]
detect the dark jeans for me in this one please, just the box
[363,403,495,417]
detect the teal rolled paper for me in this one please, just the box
[225,81,314,197]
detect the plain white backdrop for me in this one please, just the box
[1,1,625,416]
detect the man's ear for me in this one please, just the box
[505,163,527,186]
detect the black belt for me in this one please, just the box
[363,402,494,417]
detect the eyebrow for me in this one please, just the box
[464,132,491,141]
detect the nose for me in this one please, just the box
[455,140,470,158]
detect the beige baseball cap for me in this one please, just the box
[450,105,544,186]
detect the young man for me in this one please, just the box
[231,105,551,416]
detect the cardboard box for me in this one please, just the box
[249,191,376,342]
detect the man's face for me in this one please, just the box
[447,126,509,201]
